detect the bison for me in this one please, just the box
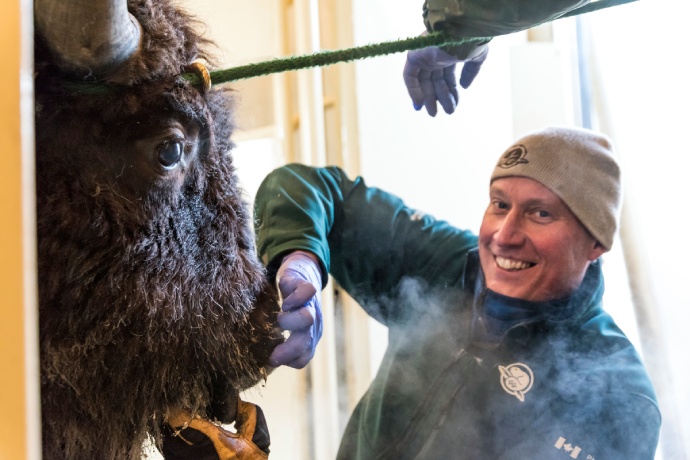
[34,0,283,458]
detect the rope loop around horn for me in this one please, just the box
[184,61,212,93]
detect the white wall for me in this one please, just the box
[351,0,516,234]
[588,1,690,456]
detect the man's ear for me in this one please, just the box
[588,241,608,262]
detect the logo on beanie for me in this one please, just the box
[497,144,528,169]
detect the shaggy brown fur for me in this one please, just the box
[34,1,283,458]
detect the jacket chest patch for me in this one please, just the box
[498,363,534,401]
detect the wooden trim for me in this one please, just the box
[0,0,40,459]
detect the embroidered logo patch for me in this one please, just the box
[497,144,529,169]
[499,363,533,401]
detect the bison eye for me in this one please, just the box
[157,140,183,168]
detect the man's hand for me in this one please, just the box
[403,42,488,116]
[269,251,323,369]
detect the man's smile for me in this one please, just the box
[494,255,535,271]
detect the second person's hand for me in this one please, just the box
[403,40,488,116]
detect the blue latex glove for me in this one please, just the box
[269,251,323,369]
[403,42,488,116]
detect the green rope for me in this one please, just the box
[63,33,484,94]
[63,0,637,94]
[186,34,487,86]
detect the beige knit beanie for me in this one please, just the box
[490,126,622,250]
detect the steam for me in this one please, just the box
[343,275,659,458]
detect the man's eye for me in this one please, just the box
[157,140,183,168]
[494,201,509,210]
[532,209,553,220]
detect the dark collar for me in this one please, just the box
[465,249,604,348]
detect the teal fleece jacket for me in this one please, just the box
[254,164,660,460]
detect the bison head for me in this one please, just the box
[34,1,283,458]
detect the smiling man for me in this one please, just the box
[254,126,661,459]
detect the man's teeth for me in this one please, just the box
[495,256,532,270]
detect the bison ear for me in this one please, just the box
[34,0,142,77]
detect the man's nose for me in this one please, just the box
[494,211,525,246]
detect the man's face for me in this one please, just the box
[478,177,606,302]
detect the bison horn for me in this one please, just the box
[35,0,141,77]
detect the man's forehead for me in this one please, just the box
[489,177,565,205]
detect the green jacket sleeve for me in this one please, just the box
[423,0,591,59]
[423,0,591,37]
[254,164,478,325]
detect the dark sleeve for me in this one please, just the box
[417,0,593,60]
[423,0,592,38]
[253,164,477,324]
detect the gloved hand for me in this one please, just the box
[162,399,271,459]
[403,41,488,116]
[269,251,323,369]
